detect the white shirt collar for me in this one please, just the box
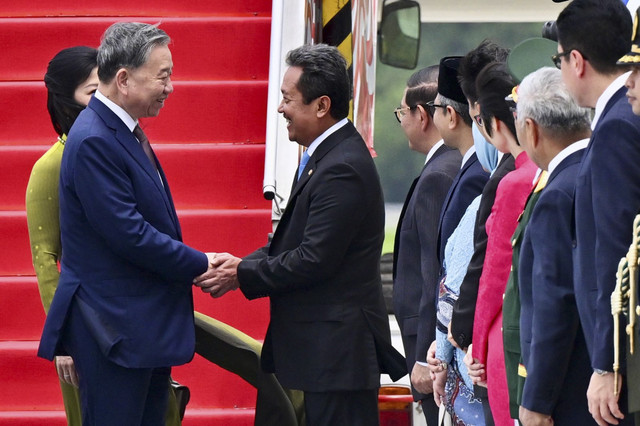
[628,0,640,16]
[306,118,349,157]
[94,90,138,132]
[591,72,631,130]
[547,138,589,176]
[425,139,445,164]
[531,167,542,185]
[460,145,476,169]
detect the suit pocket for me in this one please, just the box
[401,315,419,335]
[75,295,123,358]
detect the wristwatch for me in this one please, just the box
[594,369,611,376]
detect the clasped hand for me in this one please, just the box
[193,252,241,298]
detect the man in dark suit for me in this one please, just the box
[392,65,461,425]
[411,55,489,399]
[557,1,640,425]
[38,23,213,425]
[194,44,405,426]
[512,67,593,425]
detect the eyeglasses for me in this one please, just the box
[551,51,572,69]
[394,104,433,123]
[393,106,412,123]
[551,49,588,69]
[425,101,446,116]
[473,114,483,127]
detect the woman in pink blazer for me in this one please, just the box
[468,62,537,425]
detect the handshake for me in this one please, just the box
[193,252,242,298]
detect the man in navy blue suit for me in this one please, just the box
[411,56,489,399]
[617,8,640,422]
[515,67,593,426]
[430,57,490,268]
[38,22,213,425]
[392,64,461,425]
[557,1,640,424]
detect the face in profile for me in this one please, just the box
[74,67,99,107]
[125,45,174,119]
[625,68,640,116]
[277,66,320,147]
[398,90,419,151]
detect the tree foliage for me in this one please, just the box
[374,22,545,203]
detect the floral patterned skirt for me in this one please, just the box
[443,352,485,426]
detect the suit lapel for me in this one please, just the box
[438,152,476,230]
[582,87,626,161]
[392,144,450,277]
[549,149,584,184]
[90,98,181,236]
[436,153,478,259]
[276,122,358,247]
[156,164,182,240]
[289,122,356,199]
[393,175,419,278]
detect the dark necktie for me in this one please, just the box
[133,125,158,171]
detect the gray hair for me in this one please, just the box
[438,93,473,127]
[97,22,170,83]
[516,67,591,137]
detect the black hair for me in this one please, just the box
[44,46,98,136]
[476,62,516,139]
[286,44,351,120]
[556,0,631,74]
[458,39,510,104]
[405,65,439,108]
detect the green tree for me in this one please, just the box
[374,22,545,204]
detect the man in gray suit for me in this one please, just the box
[392,65,461,425]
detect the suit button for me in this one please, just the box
[502,293,506,300]
[572,240,577,248]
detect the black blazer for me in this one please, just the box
[392,144,460,400]
[238,121,406,392]
[450,154,515,349]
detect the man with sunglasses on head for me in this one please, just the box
[392,64,461,426]
[556,0,640,425]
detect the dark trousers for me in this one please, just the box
[421,395,439,425]
[304,389,379,426]
[63,300,171,426]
